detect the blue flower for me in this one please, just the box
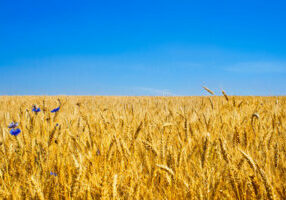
[32,105,41,113]
[50,172,58,176]
[10,128,21,136]
[8,122,18,129]
[51,107,60,113]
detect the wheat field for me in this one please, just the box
[0,96,285,199]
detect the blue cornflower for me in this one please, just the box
[51,107,60,113]
[8,122,18,129]
[10,128,21,136]
[32,105,41,113]
[50,172,58,176]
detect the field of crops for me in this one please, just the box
[0,96,285,199]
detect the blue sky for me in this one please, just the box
[0,0,285,96]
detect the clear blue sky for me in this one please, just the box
[1,0,285,96]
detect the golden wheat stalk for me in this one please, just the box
[238,149,257,171]
[113,174,118,199]
[219,138,230,163]
[222,90,229,101]
[203,86,215,95]
[249,175,261,200]
[156,164,174,177]
[31,176,45,200]
[141,140,159,156]
[256,165,274,200]
[201,136,209,168]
